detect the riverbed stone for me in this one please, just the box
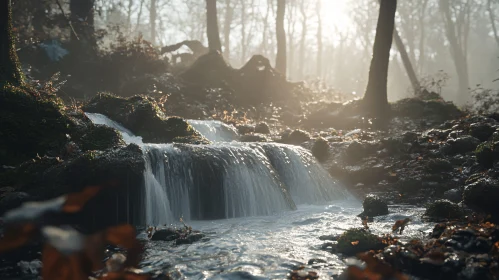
[254,122,271,134]
[424,199,463,220]
[311,137,329,162]
[358,194,389,218]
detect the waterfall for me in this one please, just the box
[85,113,347,225]
[187,120,239,142]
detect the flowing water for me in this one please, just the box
[84,113,434,279]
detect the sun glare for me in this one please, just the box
[321,0,354,42]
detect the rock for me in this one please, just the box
[254,122,271,134]
[78,124,125,151]
[336,228,384,255]
[239,133,269,142]
[0,192,30,215]
[0,144,145,230]
[345,141,366,162]
[469,123,495,142]
[236,124,255,135]
[83,93,205,143]
[175,233,205,245]
[402,131,419,143]
[443,188,463,203]
[423,199,463,220]
[463,179,499,217]
[151,228,180,241]
[0,85,72,166]
[391,98,463,123]
[311,137,329,162]
[445,136,481,155]
[475,141,499,168]
[358,194,389,218]
[282,129,310,145]
[425,158,453,172]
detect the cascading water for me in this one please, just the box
[85,113,347,226]
[187,119,239,142]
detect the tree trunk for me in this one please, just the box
[439,0,470,104]
[70,0,96,55]
[488,0,499,48]
[299,1,307,80]
[316,0,322,79]
[127,0,133,32]
[275,0,286,76]
[1,0,24,85]
[136,0,145,32]
[240,0,246,64]
[393,29,420,94]
[363,0,397,116]
[150,0,157,45]
[223,0,233,60]
[206,0,222,52]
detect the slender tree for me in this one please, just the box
[393,28,420,94]
[439,0,470,103]
[316,0,323,78]
[275,0,287,76]
[223,0,233,59]
[1,0,24,85]
[488,0,499,48]
[298,1,307,80]
[363,0,397,116]
[150,0,157,44]
[206,0,222,52]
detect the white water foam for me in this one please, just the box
[187,120,239,142]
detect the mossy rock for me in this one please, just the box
[423,199,463,221]
[83,93,204,143]
[463,179,499,217]
[475,141,499,168]
[78,124,125,151]
[336,228,384,255]
[282,129,310,145]
[391,98,463,122]
[0,84,71,166]
[240,133,269,142]
[424,158,453,173]
[311,137,329,162]
[254,122,271,134]
[358,194,389,218]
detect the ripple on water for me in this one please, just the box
[140,201,434,279]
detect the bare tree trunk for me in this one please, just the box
[393,29,420,94]
[299,1,307,80]
[136,0,145,32]
[150,0,157,44]
[70,0,96,55]
[316,0,322,79]
[439,0,470,103]
[206,0,222,52]
[127,0,133,32]
[240,0,246,64]
[223,0,233,60]
[1,0,23,85]
[418,0,429,74]
[275,0,287,76]
[488,0,499,48]
[260,0,271,56]
[363,0,397,116]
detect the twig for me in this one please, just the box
[55,0,79,40]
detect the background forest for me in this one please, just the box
[11,0,499,104]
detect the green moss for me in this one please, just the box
[79,125,125,151]
[336,228,383,256]
[83,94,203,143]
[0,84,71,165]
[475,141,497,168]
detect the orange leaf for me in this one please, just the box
[105,225,142,267]
[0,223,37,253]
[42,245,89,280]
[351,241,360,246]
